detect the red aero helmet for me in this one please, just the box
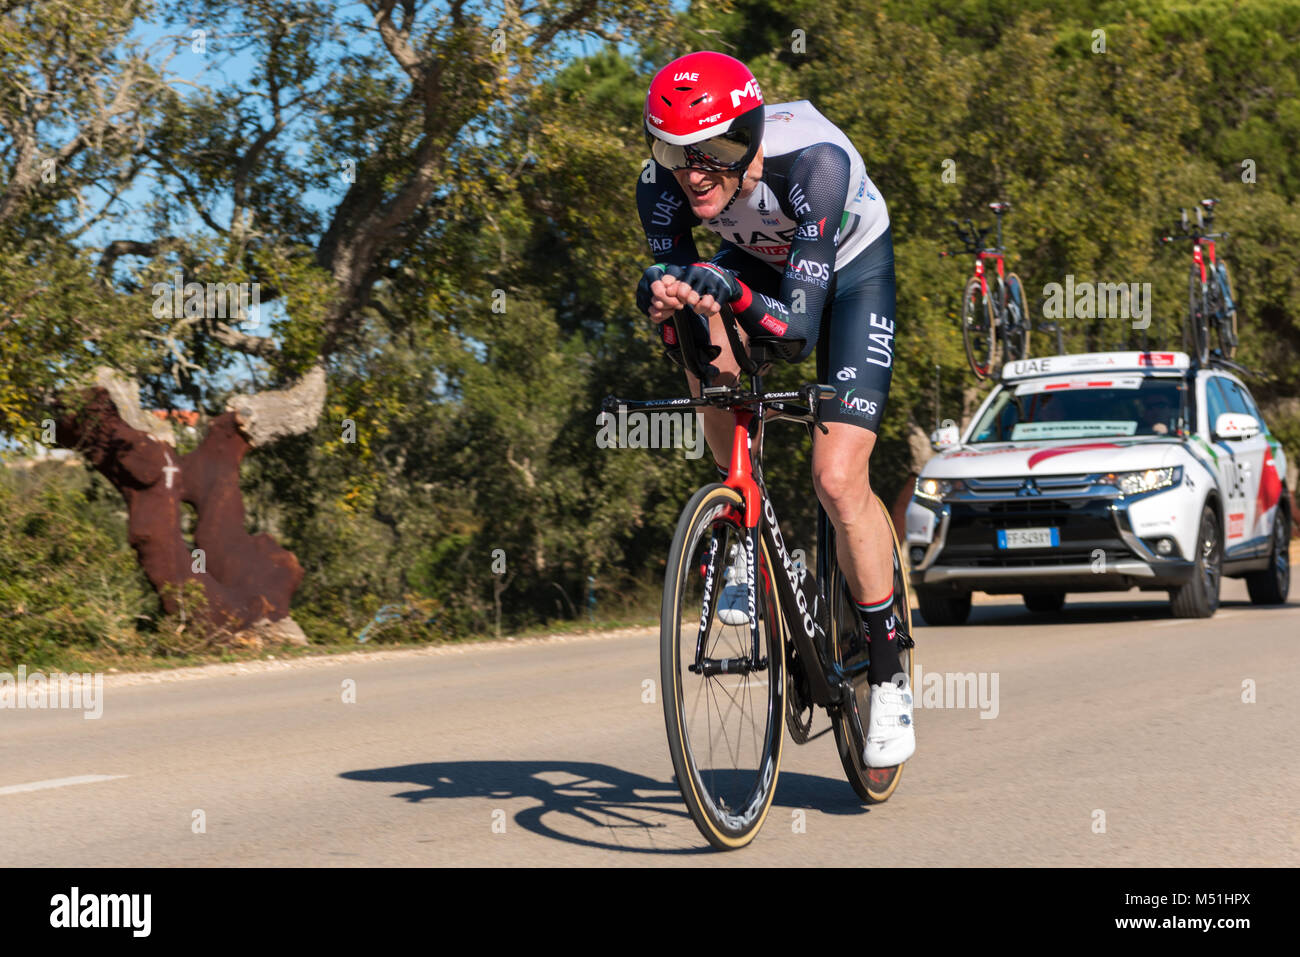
[644,51,765,171]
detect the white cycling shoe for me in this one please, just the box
[864,678,915,767]
[717,547,752,626]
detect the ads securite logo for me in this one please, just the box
[788,254,830,285]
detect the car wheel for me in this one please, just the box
[916,588,972,626]
[1169,505,1222,618]
[1022,591,1066,614]
[1245,509,1290,605]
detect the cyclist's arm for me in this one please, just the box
[729,142,848,359]
[674,143,849,360]
[636,167,700,266]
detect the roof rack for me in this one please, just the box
[1205,354,1259,378]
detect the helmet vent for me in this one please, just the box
[660,94,672,106]
[688,94,707,107]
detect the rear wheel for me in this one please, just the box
[1215,260,1238,359]
[962,276,996,380]
[1023,591,1066,614]
[1003,272,1031,363]
[825,497,914,804]
[916,588,972,626]
[1169,505,1222,618]
[661,484,784,850]
[1187,268,1210,365]
[1245,508,1290,604]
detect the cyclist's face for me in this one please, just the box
[671,148,763,221]
[673,165,741,220]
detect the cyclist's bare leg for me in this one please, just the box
[811,424,892,607]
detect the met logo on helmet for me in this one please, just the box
[730,78,762,107]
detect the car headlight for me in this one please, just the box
[1101,466,1181,495]
[915,477,963,502]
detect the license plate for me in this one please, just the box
[997,527,1059,549]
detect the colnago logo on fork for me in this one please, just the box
[697,534,721,642]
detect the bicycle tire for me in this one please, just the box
[1003,272,1031,363]
[1216,260,1238,359]
[961,276,996,380]
[1187,267,1210,364]
[661,483,785,850]
[826,495,915,804]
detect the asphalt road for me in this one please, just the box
[2,578,1296,866]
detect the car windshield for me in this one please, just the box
[969,376,1186,443]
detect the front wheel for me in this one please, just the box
[825,496,914,804]
[1169,505,1222,618]
[962,276,997,380]
[661,484,784,850]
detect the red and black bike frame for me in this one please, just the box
[972,249,1007,302]
[613,310,846,709]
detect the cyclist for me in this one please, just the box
[634,51,913,767]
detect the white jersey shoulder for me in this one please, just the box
[702,101,888,270]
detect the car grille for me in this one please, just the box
[940,499,1132,566]
[962,474,1095,496]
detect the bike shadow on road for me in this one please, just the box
[340,760,868,854]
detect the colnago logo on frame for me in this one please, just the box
[50,888,151,937]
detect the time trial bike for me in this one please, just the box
[942,201,1034,380]
[604,305,915,850]
[1160,198,1238,364]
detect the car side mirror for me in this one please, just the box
[1214,412,1260,441]
[930,423,961,451]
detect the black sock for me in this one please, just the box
[715,461,728,482]
[856,591,903,688]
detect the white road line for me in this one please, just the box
[1153,612,1239,627]
[0,774,126,796]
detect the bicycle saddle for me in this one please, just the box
[988,201,1012,213]
[1200,198,1219,209]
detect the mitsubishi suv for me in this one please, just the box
[905,351,1291,624]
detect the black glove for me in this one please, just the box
[636,262,685,315]
[678,261,742,305]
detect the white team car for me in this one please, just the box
[905,351,1291,624]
